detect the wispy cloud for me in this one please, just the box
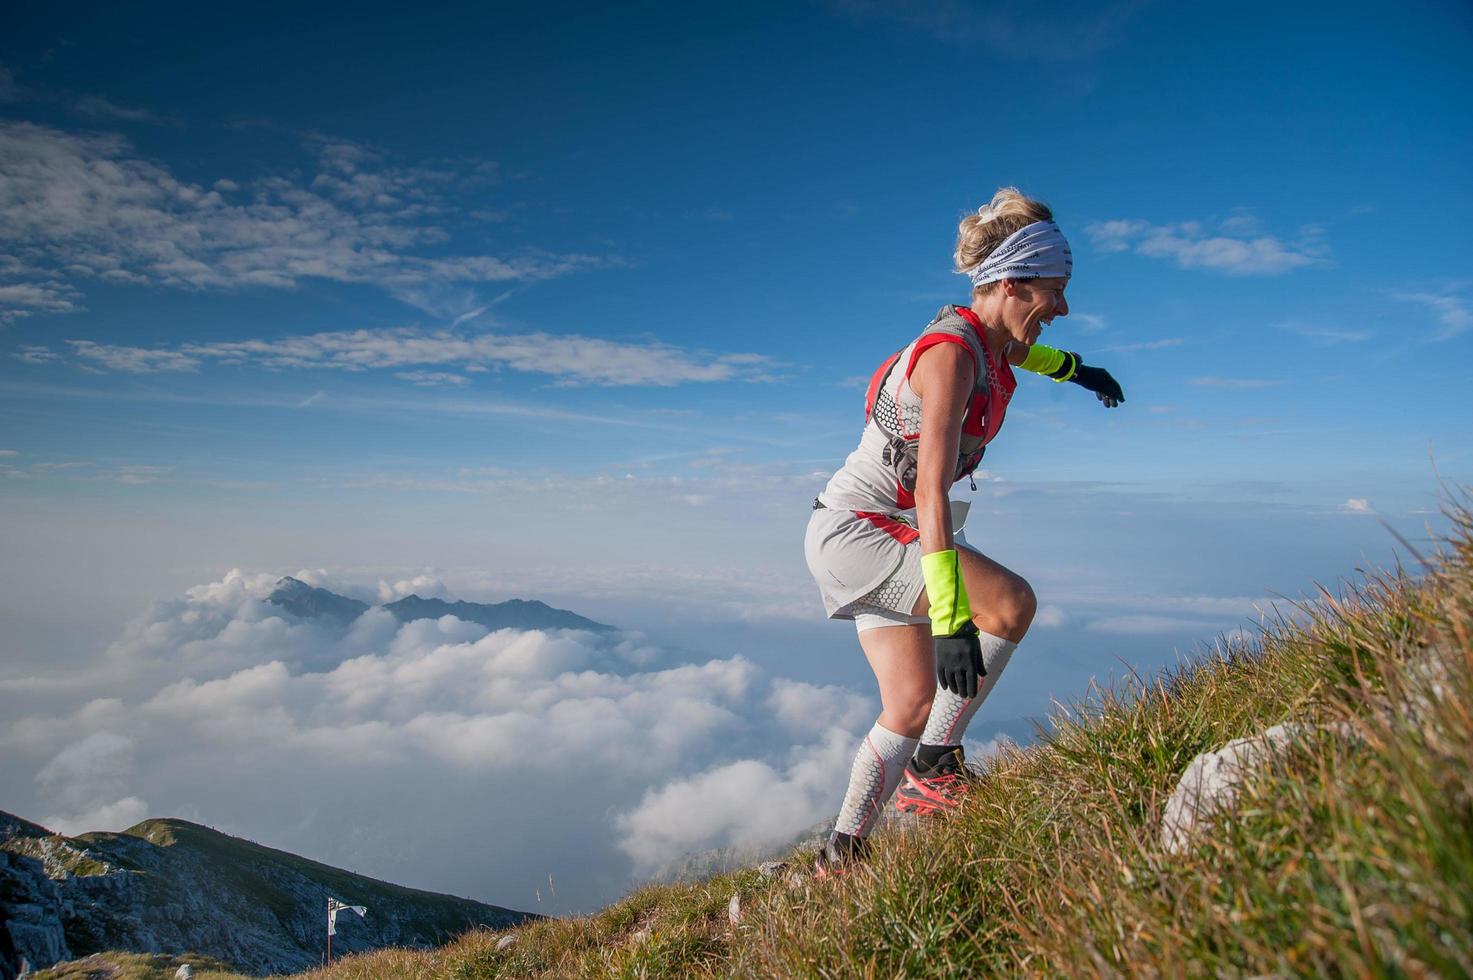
[1069,312,1109,333]
[1340,498,1375,515]
[1281,321,1371,344]
[74,96,172,126]
[827,0,1151,61]
[0,282,82,322]
[67,341,201,374]
[12,345,60,364]
[1086,215,1328,275]
[1087,337,1184,354]
[1086,614,1221,635]
[393,370,469,387]
[1399,289,1472,341]
[54,325,779,387]
[1190,377,1285,389]
[0,122,605,320]
[0,66,26,102]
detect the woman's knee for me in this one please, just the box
[979,572,1036,641]
[884,683,937,733]
[1011,575,1038,630]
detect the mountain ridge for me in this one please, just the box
[0,810,534,978]
[268,576,613,633]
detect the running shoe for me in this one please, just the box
[812,831,869,879]
[893,746,974,816]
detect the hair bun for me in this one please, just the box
[953,187,1054,280]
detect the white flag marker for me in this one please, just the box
[327,898,368,936]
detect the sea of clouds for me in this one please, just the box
[0,569,880,912]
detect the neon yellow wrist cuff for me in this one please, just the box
[921,549,973,636]
[1019,344,1066,377]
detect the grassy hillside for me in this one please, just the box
[31,951,239,980]
[46,501,1473,978]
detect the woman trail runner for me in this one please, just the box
[804,187,1125,875]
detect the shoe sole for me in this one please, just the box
[894,795,955,816]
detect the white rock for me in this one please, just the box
[757,861,787,879]
[727,892,742,925]
[495,934,517,951]
[175,966,194,980]
[1161,722,1352,854]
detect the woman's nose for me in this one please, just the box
[1055,294,1069,317]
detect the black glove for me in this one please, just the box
[1069,364,1124,408]
[935,622,985,698]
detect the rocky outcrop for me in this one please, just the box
[0,811,533,978]
[1160,722,1356,854]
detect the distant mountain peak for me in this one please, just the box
[264,578,613,633]
[382,592,612,632]
[266,577,369,625]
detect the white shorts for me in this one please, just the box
[805,501,970,633]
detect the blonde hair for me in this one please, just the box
[953,187,1054,294]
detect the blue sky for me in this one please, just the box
[2,0,1471,912]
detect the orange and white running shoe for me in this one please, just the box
[893,747,974,816]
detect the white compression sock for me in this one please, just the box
[833,721,919,838]
[920,631,1017,748]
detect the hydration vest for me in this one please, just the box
[862,305,1014,508]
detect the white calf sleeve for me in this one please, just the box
[920,631,1017,746]
[833,721,918,838]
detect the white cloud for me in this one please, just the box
[1399,290,1472,341]
[53,325,778,387]
[394,370,468,387]
[0,282,82,322]
[43,796,149,837]
[1340,498,1374,515]
[1033,605,1065,628]
[12,344,59,363]
[0,66,26,102]
[828,0,1147,60]
[614,729,856,872]
[2,569,872,912]
[1086,614,1224,635]
[67,340,201,373]
[1281,321,1371,344]
[376,574,452,603]
[35,731,149,835]
[766,679,874,737]
[74,95,170,125]
[1085,216,1327,275]
[1069,312,1108,333]
[1088,337,1184,355]
[0,121,600,319]
[0,449,15,457]
[1190,377,1285,389]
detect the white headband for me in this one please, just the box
[962,219,1073,287]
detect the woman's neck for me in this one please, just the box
[968,296,1012,361]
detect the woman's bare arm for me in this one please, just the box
[908,343,975,555]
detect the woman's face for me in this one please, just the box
[1004,277,1069,346]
